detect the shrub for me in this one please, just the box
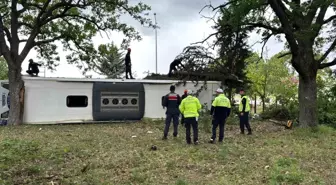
[260,106,292,121]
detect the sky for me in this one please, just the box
[19,0,302,79]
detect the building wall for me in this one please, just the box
[143,82,220,119]
[23,80,93,124]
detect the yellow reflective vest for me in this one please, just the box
[212,94,231,108]
[179,95,202,118]
[239,95,250,112]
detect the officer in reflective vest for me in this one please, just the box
[209,88,231,143]
[162,85,181,140]
[239,89,252,135]
[179,90,202,145]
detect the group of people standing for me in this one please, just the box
[161,85,252,145]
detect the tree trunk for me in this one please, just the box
[7,67,25,125]
[261,97,265,112]
[254,94,257,114]
[228,87,232,101]
[298,75,318,127]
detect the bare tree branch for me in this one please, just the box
[315,2,331,25]
[33,35,64,46]
[10,0,20,62]
[19,0,51,61]
[3,25,11,42]
[260,34,273,59]
[268,0,298,54]
[277,51,291,59]
[246,23,283,34]
[323,15,336,24]
[0,15,11,62]
[18,22,34,29]
[305,0,324,24]
[317,38,336,63]
[190,32,219,45]
[212,0,239,11]
[319,57,336,69]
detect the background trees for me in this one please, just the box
[245,51,298,113]
[0,57,8,80]
[0,0,154,125]
[93,43,125,79]
[203,0,336,127]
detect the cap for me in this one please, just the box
[187,90,193,95]
[216,88,223,93]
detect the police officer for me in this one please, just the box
[179,90,202,145]
[180,89,188,125]
[209,88,231,143]
[239,89,252,135]
[162,85,181,140]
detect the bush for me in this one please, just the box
[260,106,292,121]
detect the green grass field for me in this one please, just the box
[0,120,335,185]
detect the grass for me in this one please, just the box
[0,120,335,185]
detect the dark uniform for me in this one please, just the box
[239,93,252,135]
[125,48,134,79]
[26,59,41,76]
[162,85,181,139]
[209,93,231,143]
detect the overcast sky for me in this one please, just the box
[21,0,286,79]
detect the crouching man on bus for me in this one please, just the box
[179,90,202,145]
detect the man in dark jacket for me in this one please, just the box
[209,88,231,143]
[26,59,42,76]
[125,48,134,79]
[239,89,252,135]
[168,58,185,77]
[162,85,181,140]
[180,89,188,125]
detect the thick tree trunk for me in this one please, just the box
[261,97,265,112]
[7,67,25,125]
[298,75,318,127]
[254,94,257,114]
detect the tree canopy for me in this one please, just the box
[245,51,297,111]
[0,0,154,125]
[201,0,336,127]
[0,57,7,80]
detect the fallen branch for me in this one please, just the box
[269,119,293,129]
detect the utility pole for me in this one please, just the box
[154,13,158,74]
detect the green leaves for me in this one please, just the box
[0,57,8,80]
[1,0,154,74]
[245,51,298,107]
[92,42,125,79]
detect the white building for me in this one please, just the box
[1,76,221,124]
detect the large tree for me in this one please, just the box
[215,14,252,100]
[203,0,336,127]
[0,0,154,125]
